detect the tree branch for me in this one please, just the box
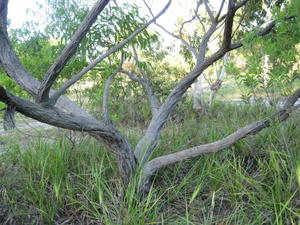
[132,46,160,115]
[215,0,226,21]
[143,88,300,176]
[142,0,198,59]
[37,0,110,104]
[204,0,215,22]
[3,105,15,131]
[134,0,272,165]
[229,20,276,50]
[179,1,202,38]
[49,0,172,105]
[0,0,8,35]
[221,0,236,49]
[0,85,137,183]
[102,60,123,123]
[120,69,160,116]
[0,1,94,119]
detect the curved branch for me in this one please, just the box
[49,0,172,105]
[0,1,93,119]
[0,85,137,183]
[120,70,160,116]
[102,60,124,123]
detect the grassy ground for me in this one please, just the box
[0,102,299,224]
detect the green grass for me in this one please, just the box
[0,102,299,224]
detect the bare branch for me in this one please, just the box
[216,0,226,21]
[134,0,275,165]
[197,22,218,62]
[120,70,140,82]
[120,69,160,116]
[37,0,110,103]
[50,0,172,104]
[204,0,215,22]
[131,46,160,114]
[216,0,250,24]
[102,59,123,123]
[0,3,93,119]
[195,13,207,33]
[142,0,198,58]
[143,88,300,175]
[179,1,201,37]
[0,0,8,35]
[221,0,236,49]
[49,0,172,105]
[231,11,246,38]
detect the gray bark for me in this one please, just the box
[209,53,229,105]
[0,86,137,183]
[120,70,160,116]
[0,0,137,183]
[139,88,300,194]
[37,0,110,104]
[0,0,294,197]
[0,0,172,185]
[102,70,119,123]
[3,105,15,130]
[49,0,172,104]
[134,0,277,165]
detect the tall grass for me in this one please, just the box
[0,102,299,224]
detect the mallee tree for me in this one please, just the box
[0,0,299,195]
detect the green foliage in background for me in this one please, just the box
[230,0,300,101]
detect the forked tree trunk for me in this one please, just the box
[1,0,297,198]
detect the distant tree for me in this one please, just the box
[0,0,299,195]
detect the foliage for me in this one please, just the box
[230,0,300,101]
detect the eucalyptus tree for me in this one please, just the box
[0,0,299,195]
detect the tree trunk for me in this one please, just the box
[191,74,205,110]
[3,105,15,131]
[208,53,228,105]
[91,132,137,184]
